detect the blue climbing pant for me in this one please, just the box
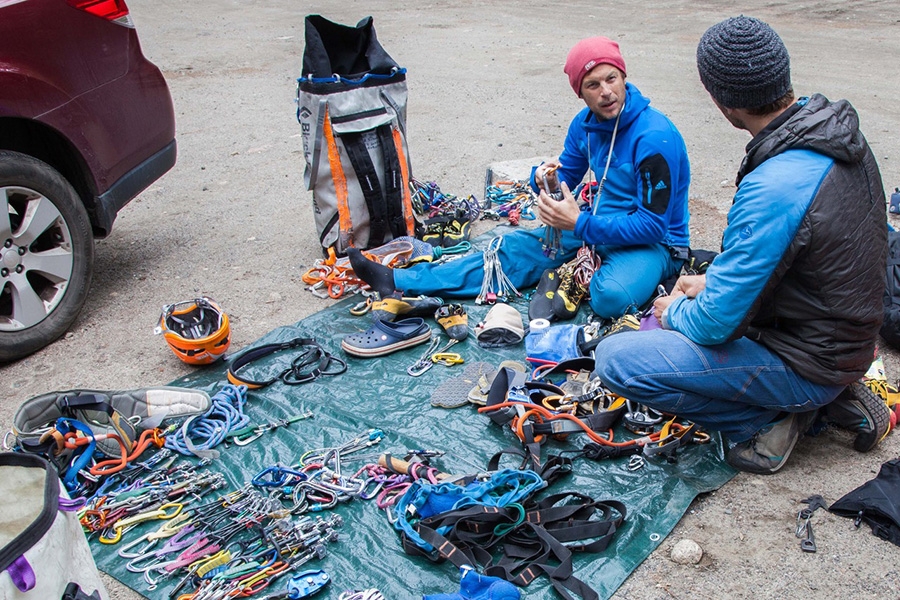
[594,329,844,442]
[393,228,681,319]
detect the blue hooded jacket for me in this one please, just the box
[533,83,690,249]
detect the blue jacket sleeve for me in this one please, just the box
[663,150,830,344]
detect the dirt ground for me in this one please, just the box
[2,1,899,598]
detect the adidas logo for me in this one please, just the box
[654,180,667,191]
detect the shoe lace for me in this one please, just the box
[863,378,900,407]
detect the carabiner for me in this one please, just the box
[431,352,464,366]
[232,427,266,446]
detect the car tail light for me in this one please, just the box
[66,0,135,28]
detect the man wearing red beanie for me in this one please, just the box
[349,36,690,324]
[531,36,690,321]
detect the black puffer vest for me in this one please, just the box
[737,95,887,386]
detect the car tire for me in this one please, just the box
[0,150,94,362]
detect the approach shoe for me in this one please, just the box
[436,303,469,341]
[528,268,560,322]
[370,293,444,322]
[341,317,432,358]
[725,410,818,475]
[551,264,587,321]
[822,380,892,452]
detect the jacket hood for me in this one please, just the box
[578,82,651,134]
[738,94,866,182]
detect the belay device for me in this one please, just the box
[297,14,419,255]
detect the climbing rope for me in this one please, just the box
[164,384,250,458]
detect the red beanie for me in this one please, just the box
[564,37,627,96]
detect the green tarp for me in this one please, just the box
[90,239,735,599]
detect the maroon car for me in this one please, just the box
[0,0,176,361]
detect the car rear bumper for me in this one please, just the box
[92,139,177,237]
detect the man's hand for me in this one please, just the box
[537,181,581,231]
[652,274,706,319]
[673,274,706,297]
[535,160,562,193]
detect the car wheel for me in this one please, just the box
[0,150,93,362]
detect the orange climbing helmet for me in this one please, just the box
[155,297,231,365]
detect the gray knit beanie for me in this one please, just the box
[696,16,791,109]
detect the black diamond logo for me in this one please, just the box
[298,106,312,119]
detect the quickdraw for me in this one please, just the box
[476,236,522,305]
[406,336,459,376]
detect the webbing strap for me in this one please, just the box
[340,129,388,247]
[322,107,353,249]
[407,493,624,600]
[374,124,407,240]
[391,126,416,236]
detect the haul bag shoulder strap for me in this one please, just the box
[0,453,58,573]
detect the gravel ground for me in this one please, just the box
[2,1,899,598]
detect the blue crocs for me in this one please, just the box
[341,317,433,358]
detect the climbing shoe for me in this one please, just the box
[528,268,560,322]
[371,293,444,322]
[421,217,447,247]
[602,313,641,336]
[551,264,587,321]
[725,410,818,475]
[436,303,469,341]
[822,380,891,452]
[442,218,471,247]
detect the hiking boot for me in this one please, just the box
[551,265,587,321]
[726,411,818,474]
[822,380,891,452]
[528,268,560,322]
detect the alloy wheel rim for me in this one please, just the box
[0,185,74,331]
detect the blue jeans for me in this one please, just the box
[394,228,681,319]
[593,329,844,442]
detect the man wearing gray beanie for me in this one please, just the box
[595,16,890,474]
